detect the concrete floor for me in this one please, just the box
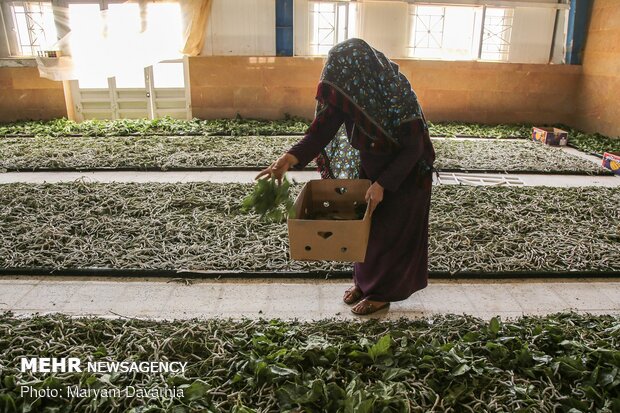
[1,276,618,321]
[0,170,618,187]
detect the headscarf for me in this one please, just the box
[314,38,427,179]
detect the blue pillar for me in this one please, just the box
[565,0,592,64]
[276,0,294,56]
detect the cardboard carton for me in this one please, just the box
[288,179,372,262]
[602,152,620,175]
[532,127,568,146]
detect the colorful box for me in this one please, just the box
[532,127,568,146]
[288,179,372,262]
[602,152,620,175]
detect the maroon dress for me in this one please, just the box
[288,105,435,302]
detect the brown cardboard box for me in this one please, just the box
[532,127,569,146]
[288,179,372,262]
[602,152,620,175]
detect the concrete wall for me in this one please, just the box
[202,0,275,56]
[4,0,618,137]
[0,66,67,122]
[0,56,583,127]
[573,0,620,137]
[189,56,581,125]
[189,56,321,120]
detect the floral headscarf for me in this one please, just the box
[314,38,427,179]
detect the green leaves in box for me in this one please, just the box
[241,176,295,222]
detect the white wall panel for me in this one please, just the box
[294,0,309,55]
[551,9,568,64]
[202,0,276,56]
[0,4,11,58]
[508,7,556,63]
[359,1,408,58]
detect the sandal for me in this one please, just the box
[351,299,390,315]
[343,285,363,305]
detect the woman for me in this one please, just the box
[257,38,435,315]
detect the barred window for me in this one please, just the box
[409,6,446,58]
[408,4,514,62]
[309,1,358,55]
[481,8,514,61]
[7,1,57,56]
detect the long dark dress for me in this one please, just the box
[288,104,435,302]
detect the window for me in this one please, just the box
[408,4,514,62]
[309,1,358,55]
[5,1,57,56]
[409,5,481,60]
[60,1,189,120]
[409,6,446,58]
[481,8,514,61]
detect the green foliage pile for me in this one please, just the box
[429,122,620,155]
[0,136,608,174]
[561,127,620,155]
[0,116,310,137]
[242,177,296,222]
[0,312,618,412]
[432,139,606,174]
[0,135,296,171]
[1,117,618,156]
[0,182,618,275]
[427,121,533,138]
[0,118,531,138]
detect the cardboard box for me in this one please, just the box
[532,127,568,146]
[602,152,620,175]
[288,179,372,262]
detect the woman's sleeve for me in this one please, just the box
[287,105,346,170]
[375,121,426,192]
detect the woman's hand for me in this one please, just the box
[365,182,384,214]
[256,153,299,183]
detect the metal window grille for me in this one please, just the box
[481,8,514,61]
[309,1,356,55]
[9,1,56,56]
[408,4,513,62]
[408,5,446,56]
